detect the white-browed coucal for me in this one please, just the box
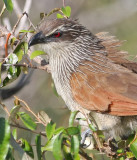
[29,18,137,141]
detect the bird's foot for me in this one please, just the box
[80,129,93,148]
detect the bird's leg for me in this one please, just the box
[80,128,93,148]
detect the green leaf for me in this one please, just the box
[69,111,79,127]
[126,151,134,158]
[7,66,17,79]
[9,105,21,123]
[3,0,13,11]
[97,130,105,139]
[14,42,28,61]
[71,135,80,160]
[2,66,21,87]
[2,76,11,87]
[65,127,80,136]
[35,135,41,160]
[61,6,71,17]
[10,37,16,49]
[127,134,135,145]
[12,129,17,140]
[56,13,64,19]
[119,157,125,160]
[130,136,137,158]
[42,134,57,151]
[0,118,10,160]
[54,127,64,135]
[20,138,34,158]
[18,112,37,130]
[42,127,64,152]
[63,145,73,160]
[53,133,63,160]
[74,154,80,160]
[117,149,123,154]
[89,123,97,132]
[14,50,24,62]
[65,6,71,17]
[46,122,56,140]
[23,42,28,54]
[30,50,45,59]
[9,53,18,64]
[19,30,35,33]
[6,147,15,160]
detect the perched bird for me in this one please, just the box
[29,18,137,142]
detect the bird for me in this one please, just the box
[28,18,137,144]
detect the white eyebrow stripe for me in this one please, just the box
[45,25,64,36]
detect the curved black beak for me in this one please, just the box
[28,31,46,48]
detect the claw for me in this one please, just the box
[80,129,93,148]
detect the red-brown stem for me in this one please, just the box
[4,33,11,57]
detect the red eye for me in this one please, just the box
[54,32,61,38]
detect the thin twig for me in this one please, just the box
[14,96,48,126]
[13,25,32,52]
[80,108,103,152]
[23,12,36,30]
[2,63,50,72]
[63,141,92,160]
[10,123,46,137]
[11,13,26,35]
[79,148,93,160]
[0,101,10,116]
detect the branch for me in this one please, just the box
[2,62,51,73]
[0,22,48,72]
[63,141,93,160]
[14,96,48,126]
[10,123,46,137]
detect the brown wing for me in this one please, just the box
[70,32,137,116]
[70,65,137,116]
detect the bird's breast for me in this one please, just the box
[50,60,82,111]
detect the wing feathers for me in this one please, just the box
[70,68,137,116]
[70,33,137,116]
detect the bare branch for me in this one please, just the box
[11,13,26,35]
[14,96,48,126]
[0,101,10,116]
[10,123,46,137]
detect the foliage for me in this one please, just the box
[0,118,10,160]
[1,97,137,160]
[30,50,45,59]
[3,0,13,11]
[0,1,137,160]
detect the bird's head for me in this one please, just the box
[28,18,95,57]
